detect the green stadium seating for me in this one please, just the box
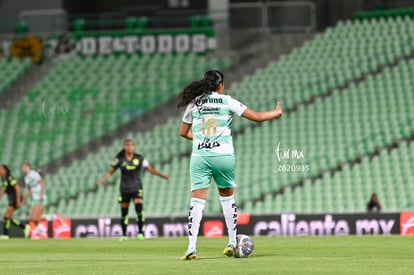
[0,54,231,176]
[6,16,414,218]
[0,58,31,94]
[230,15,414,114]
[234,58,414,214]
[255,140,414,214]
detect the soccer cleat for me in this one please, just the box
[24,224,31,238]
[0,235,10,240]
[181,249,197,261]
[223,244,236,257]
[118,236,129,242]
[136,233,145,241]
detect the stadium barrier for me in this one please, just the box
[0,27,216,63]
[2,212,414,238]
[68,29,216,56]
[353,7,414,21]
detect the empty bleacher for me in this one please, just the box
[5,16,414,218]
[0,54,230,173]
[246,140,414,214]
[0,54,230,217]
[48,16,414,217]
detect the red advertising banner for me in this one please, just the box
[238,213,251,225]
[29,220,49,239]
[202,220,224,237]
[400,212,414,235]
[53,218,72,239]
[1,212,403,238]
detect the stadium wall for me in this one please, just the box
[2,212,414,238]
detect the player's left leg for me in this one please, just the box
[181,156,211,260]
[181,188,208,261]
[133,196,145,240]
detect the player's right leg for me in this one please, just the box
[28,204,35,238]
[133,196,145,241]
[1,206,14,239]
[29,205,39,239]
[219,188,237,257]
[119,195,130,242]
[31,205,46,239]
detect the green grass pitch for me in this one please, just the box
[1,236,413,274]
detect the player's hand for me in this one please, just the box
[97,180,103,187]
[162,175,169,180]
[16,201,22,208]
[275,102,283,118]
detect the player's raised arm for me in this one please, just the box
[97,167,116,187]
[22,187,31,205]
[144,160,168,180]
[242,102,283,122]
[179,122,193,140]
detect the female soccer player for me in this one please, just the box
[178,70,283,260]
[0,164,30,239]
[97,139,169,241]
[22,162,48,238]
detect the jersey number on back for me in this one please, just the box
[201,118,217,137]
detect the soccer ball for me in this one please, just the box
[234,234,254,258]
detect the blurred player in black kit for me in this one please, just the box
[98,139,168,241]
[0,164,30,239]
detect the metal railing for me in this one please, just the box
[19,9,68,33]
[7,10,209,34]
[229,1,316,33]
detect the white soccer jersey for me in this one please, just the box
[182,92,247,157]
[25,170,46,200]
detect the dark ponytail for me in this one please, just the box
[177,70,224,108]
[1,164,11,179]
